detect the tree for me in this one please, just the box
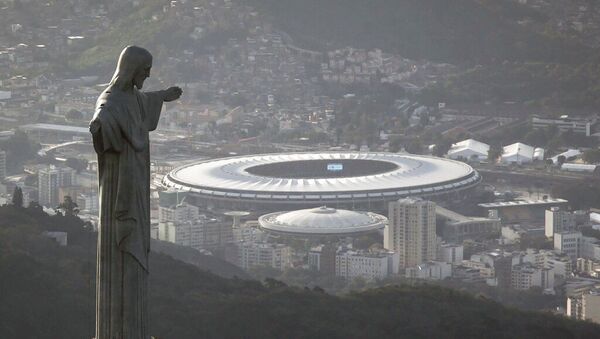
[0,131,40,174]
[488,145,502,163]
[56,196,79,217]
[524,129,548,147]
[12,186,23,208]
[583,149,600,164]
[405,138,423,154]
[389,136,404,152]
[433,138,452,157]
[27,201,43,213]
[65,158,88,172]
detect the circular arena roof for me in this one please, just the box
[258,206,387,236]
[163,152,480,203]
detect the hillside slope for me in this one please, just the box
[247,0,588,65]
[1,205,600,338]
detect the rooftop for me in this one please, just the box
[479,198,568,208]
[20,123,89,134]
[258,206,387,236]
[502,142,535,158]
[448,138,489,156]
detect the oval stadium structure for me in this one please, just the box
[258,206,387,237]
[162,152,481,212]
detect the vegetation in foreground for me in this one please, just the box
[1,205,600,338]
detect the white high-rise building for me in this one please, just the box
[237,242,292,271]
[77,192,99,213]
[335,249,398,280]
[158,203,200,223]
[405,261,452,281]
[570,289,600,324]
[156,204,232,251]
[554,231,582,260]
[583,290,600,323]
[38,165,76,207]
[510,263,554,290]
[545,207,576,238]
[157,216,231,251]
[385,198,436,270]
[437,243,464,264]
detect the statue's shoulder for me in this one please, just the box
[94,87,127,117]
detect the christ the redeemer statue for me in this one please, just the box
[90,46,182,339]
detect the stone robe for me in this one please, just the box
[90,87,163,339]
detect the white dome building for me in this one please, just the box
[258,206,387,237]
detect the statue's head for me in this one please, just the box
[110,46,153,90]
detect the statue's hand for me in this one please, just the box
[163,86,183,102]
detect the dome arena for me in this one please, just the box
[258,206,387,237]
[162,152,481,212]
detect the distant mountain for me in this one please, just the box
[2,205,600,338]
[247,0,589,65]
[73,0,248,72]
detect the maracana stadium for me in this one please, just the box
[162,152,481,212]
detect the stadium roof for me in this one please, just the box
[478,198,568,208]
[163,152,480,201]
[20,123,89,134]
[258,206,387,235]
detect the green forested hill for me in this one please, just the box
[1,205,600,338]
[67,0,600,109]
[247,0,588,65]
[75,0,589,70]
[246,0,600,109]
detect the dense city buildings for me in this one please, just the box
[385,198,436,271]
[155,195,233,251]
[335,248,398,280]
[568,289,600,324]
[437,206,501,243]
[76,192,99,214]
[405,261,452,281]
[554,231,583,260]
[234,242,292,271]
[510,263,554,291]
[532,115,598,137]
[437,243,464,264]
[308,244,337,276]
[159,203,200,224]
[37,165,76,207]
[479,199,569,224]
[577,258,600,278]
[309,244,398,280]
[157,215,231,251]
[545,207,576,238]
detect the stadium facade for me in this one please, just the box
[162,152,481,212]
